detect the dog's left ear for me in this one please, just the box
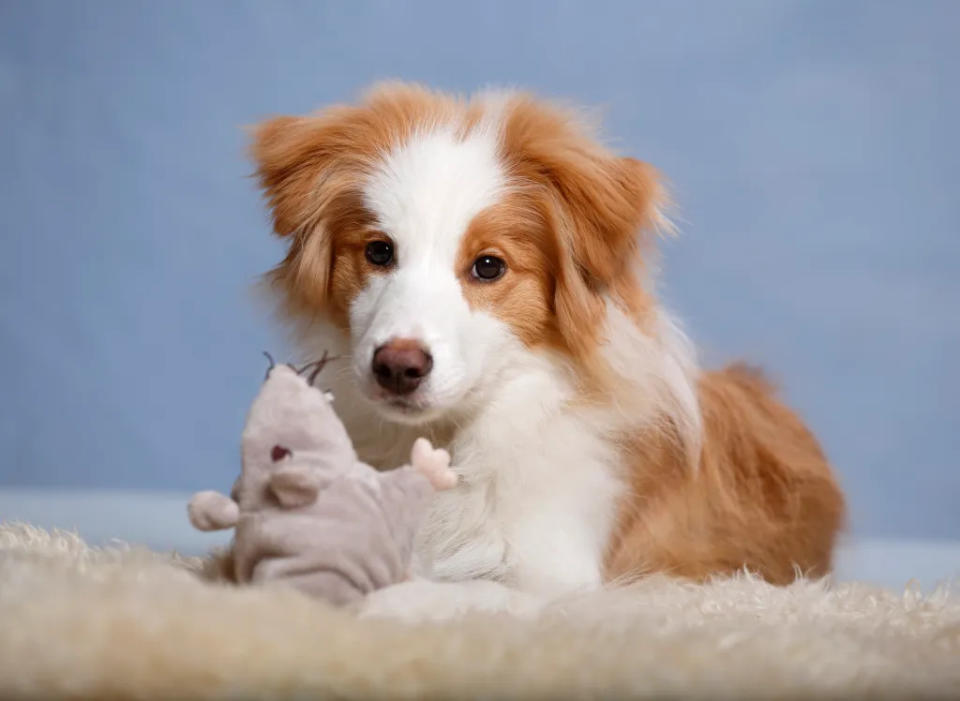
[555,155,664,289]
[502,98,666,372]
[501,96,666,293]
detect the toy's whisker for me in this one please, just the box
[308,351,330,384]
[296,350,349,385]
[262,351,276,380]
[297,359,324,376]
[329,364,355,381]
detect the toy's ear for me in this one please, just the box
[269,466,322,508]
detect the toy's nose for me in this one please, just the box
[371,339,433,395]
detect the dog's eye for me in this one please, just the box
[365,240,394,267]
[471,255,506,281]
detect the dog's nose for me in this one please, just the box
[372,340,433,395]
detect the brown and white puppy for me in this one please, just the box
[251,83,845,600]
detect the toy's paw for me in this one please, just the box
[411,437,458,490]
[188,490,239,531]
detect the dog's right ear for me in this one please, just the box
[251,109,369,316]
[251,115,333,313]
[252,115,336,237]
[252,83,447,238]
[250,84,457,319]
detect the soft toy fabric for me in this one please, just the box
[188,355,457,606]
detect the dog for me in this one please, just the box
[250,83,845,603]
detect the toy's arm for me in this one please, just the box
[188,490,239,531]
[410,437,458,490]
[269,466,322,508]
[371,438,458,546]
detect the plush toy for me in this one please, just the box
[187,353,457,606]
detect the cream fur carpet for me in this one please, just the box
[1,523,958,699]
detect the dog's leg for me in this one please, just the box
[507,510,606,595]
[358,578,543,622]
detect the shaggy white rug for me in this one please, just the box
[1,523,958,699]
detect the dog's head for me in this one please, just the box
[252,83,665,424]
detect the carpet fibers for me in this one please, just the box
[1,523,958,699]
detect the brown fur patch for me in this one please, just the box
[604,365,846,584]
[454,191,557,347]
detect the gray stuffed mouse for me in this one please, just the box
[188,354,457,606]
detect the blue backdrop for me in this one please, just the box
[1,0,957,539]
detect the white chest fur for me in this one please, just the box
[417,404,623,594]
[306,302,698,596]
[381,350,623,595]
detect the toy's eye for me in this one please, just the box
[271,445,291,462]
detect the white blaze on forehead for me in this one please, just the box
[362,125,507,264]
[348,121,515,419]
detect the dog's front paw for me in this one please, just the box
[411,437,458,490]
[359,579,543,622]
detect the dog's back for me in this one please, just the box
[607,364,844,584]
